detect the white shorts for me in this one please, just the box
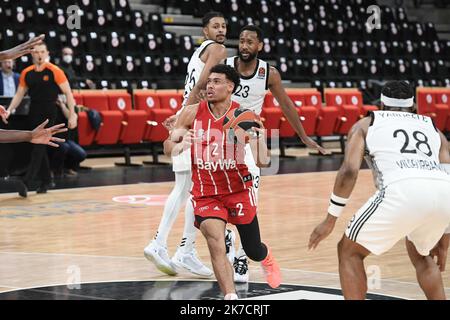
[345,178,450,256]
[172,149,191,173]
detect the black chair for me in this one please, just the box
[124,32,142,54]
[142,55,158,80]
[144,33,161,56]
[275,37,289,57]
[102,55,119,79]
[67,31,85,52]
[130,10,145,30]
[121,55,140,79]
[259,38,275,60]
[114,0,131,13]
[259,16,273,39]
[179,35,195,56]
[106,31,124,54]
[159,56,176,79]
[161,32,177,54]
[227,15,242,39]
[195,0,213,18]
[147,13,164,35]
[293,58,309,81]
[179,0,195,15]
[85,31,104,54]
[277,57,292,79]
[113,10,129,30]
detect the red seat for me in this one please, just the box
[72,91,84,106]
[344,90,378,117]
[107,90,147,144]
[80,90,123,145]
[433,89,450,132]
[134,90,162,111]
[325,89,360,135]
[417,88,448,131]
[77,111,95,146]
[301,90,338,137]
[158,89,183,113]
[144,109,172,142]
[279,91,319,137]
[261,93,283,138]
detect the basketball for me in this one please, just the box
[223,107,260,143]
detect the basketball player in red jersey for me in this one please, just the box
[164,64,281,299]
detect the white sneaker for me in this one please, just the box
[171,247,213,278]
[144,240,177,276]
[233,253,250,283]
[225,229,236,264]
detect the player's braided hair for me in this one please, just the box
[381,81,413,100]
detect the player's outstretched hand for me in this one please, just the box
[31,119,68,147]
[301,136,330,155]
[0,34,45,61]
[308,215,337,250]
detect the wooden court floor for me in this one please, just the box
[0,170,448,300]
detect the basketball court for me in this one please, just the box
[0,156,448,300]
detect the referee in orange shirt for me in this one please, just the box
[3,42,77,193]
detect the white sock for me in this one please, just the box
[153,171,191,247]
[236,245,247,259]
[224,293,238,300]
[179,197,196,253]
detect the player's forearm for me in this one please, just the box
[7,91,25,113]
[185,85,202,106]
[333,165,359,198]
[163,138,185,158]
[251,138,271,168]
[66,94,76,118]
[0,129,31,143]
[280,103,308,140]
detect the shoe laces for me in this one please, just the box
[233,256,248,275]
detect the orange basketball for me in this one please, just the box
[223,108,260,144]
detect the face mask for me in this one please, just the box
[62,55,73,64]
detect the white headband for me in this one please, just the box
[381,94,414,108]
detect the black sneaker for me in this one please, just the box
[36,183,49,194]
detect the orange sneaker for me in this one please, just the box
[260,248,281,288]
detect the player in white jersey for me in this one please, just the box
[223,25,328,283]
[309,81,450,300]
[144,12,227,277]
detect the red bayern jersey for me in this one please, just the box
[190,100,253,198]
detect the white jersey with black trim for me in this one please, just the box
[365,110,450,189]
[182,39,217,107]
[225,56,270,116]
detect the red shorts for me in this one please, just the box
[192,187,257,228]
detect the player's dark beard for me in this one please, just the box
[238,51,257,62]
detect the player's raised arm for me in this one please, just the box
[308,117,369,250]
[163,104,199,157]
[185,44,227,107]
[268,66,328,155]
